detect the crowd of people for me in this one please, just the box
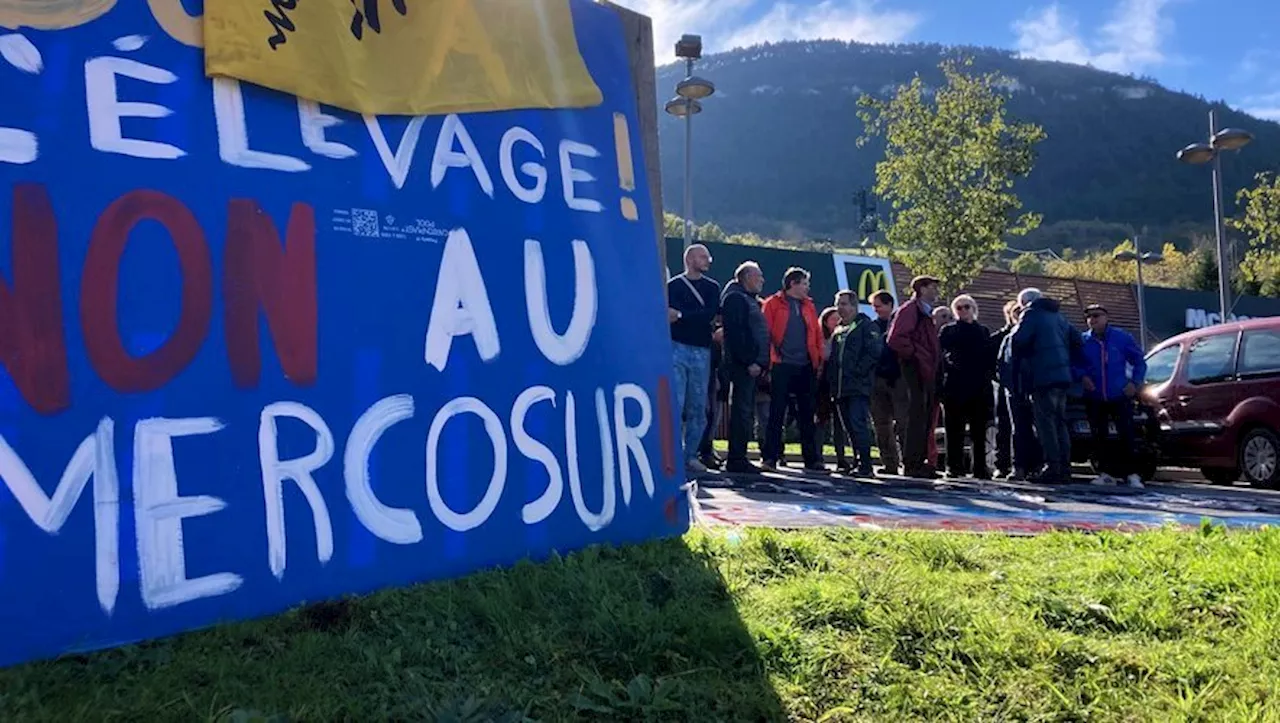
[668,244,1150,487]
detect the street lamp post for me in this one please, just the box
[1176,109,1254,324]
[664,34,714,250]
[1114,235,1163,348]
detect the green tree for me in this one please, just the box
[1009,253,1046,275]
[1042,241,1217,290]
[1229,173,1280,297]
[857,57,1046,293]
[662,212,729,243]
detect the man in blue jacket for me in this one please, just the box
[1076,304,1148,488]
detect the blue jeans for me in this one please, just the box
[671,343,711,464]
[1032,386,1071,477]
[838,395,873,469]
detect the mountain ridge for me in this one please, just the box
[654,40,1280,250]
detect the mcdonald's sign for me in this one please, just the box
[857,268,891,302]
[832,255,897,316]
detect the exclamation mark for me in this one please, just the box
[613,112,639,221]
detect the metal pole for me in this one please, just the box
[681,58,694,250]
[1210,110,1232,323]
[1134,234,1148,348]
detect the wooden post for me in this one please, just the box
[599,1,667,293]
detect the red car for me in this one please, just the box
[1142,317,1280,487]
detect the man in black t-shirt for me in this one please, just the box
[667,244,721,475]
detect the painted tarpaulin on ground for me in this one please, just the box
[203,0,603,116]
[0,0,681,668]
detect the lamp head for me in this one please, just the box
[1211,128,1254,151]
[676,75,715,100]
[1176,142,1215,165]
[664,97,702,117]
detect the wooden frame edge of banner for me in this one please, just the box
[597,1,668,300]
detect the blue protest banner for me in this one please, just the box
[0,0,684,668]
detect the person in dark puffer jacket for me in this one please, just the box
[870,291,906,475]
[1011,288,1084,484]
[720,262,770,474]
[998,303,1042,480]
[826,290,883,477]
[989,300,1019,478]
[817,307,851,472]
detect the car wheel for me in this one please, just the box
[1240,428,1280,488]
[1201,466,1240,485]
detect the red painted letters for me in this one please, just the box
[0,185,316,411]
[224,200,318,388]
[81,190,214,393]
[0,185,71,414]
[657,375,676,477]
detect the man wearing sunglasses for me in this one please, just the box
[1076,304,1147,488]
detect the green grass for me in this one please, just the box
[5,527,1280,721]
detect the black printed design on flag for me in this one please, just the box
[349,0,408,40]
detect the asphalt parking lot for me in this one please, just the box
[691,464,1280,533]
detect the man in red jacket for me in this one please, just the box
[887,275,942,479]
[761,267,825,471]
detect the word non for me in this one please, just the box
[1,185,600,415]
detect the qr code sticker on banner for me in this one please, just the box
[351,209,380,238]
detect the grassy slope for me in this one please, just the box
[3,527,1280,722]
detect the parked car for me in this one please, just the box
[1142,317,1280,487]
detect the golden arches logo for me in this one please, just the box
[857,268,890,301]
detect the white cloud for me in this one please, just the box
[1242,91,1280,121]
[1013,0,1174,74]
[721,1,922,50]
[1230,50,1280,121]
[610,0,922,64]
[1011,5,1092,65]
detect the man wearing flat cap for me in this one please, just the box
[886,275,942,478]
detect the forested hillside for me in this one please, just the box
[655,41,1280,250]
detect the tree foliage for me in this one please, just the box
[1009,253,1046,276]
[1040,241,1218,291]
[1229,173,1280,298]
[662,212,831,252]
[858,57,1046,293]
[662,213,728,243]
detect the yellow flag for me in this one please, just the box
[204,0,603,116]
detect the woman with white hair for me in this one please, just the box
[938,294,996,478]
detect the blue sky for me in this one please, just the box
[614,0,1280,121]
